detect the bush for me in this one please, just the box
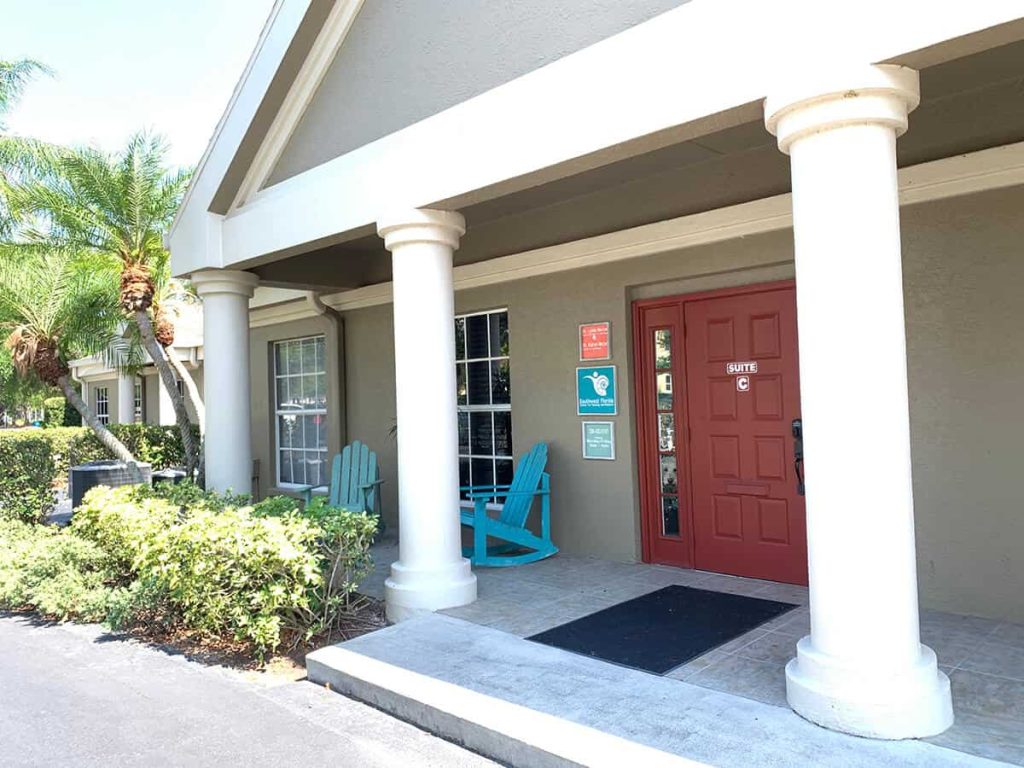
[0,520,113,621]
[0,424,197,522]
[0,432,56,523]
[43,397,66,428]
[68,484,379,657]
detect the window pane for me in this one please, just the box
[657,372,673,411]
[466,315,489,359]
[287,342,301,374]
[491,360,510,405]
[280,449,293,484]
[654,329,672,369]
[275,343,287,375]
[495,459,514,488]
[489,312,509,357]
[467,361,490,405]
[456,363,468,405]
[276,376,289,409]
[660,454,678,495]
[658,413,675,452]
[279,415,297,449]
[458,411,470,454]
[662,496,680,537]
[493,411,512,456]
[471,458,494,490]
[470,411,493,455]
[454,318,466,361]
[317,414,328,451]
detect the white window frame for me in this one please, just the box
[95,386,109,425]
[456,308,512,501]
[272,335,328,490]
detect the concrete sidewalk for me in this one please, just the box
[0,614,494,768]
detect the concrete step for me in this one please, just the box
[306,614,1007,768]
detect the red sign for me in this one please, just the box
[579,322,611,361]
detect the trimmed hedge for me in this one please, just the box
[43,397,66,428]
[0,424,198,523]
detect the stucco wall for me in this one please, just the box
[268,0,688,186]
[336,185,1024,623]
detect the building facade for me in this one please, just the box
[166,0,1024,740]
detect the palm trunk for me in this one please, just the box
[57,375,142,479]
[166,347,207,489]
[133,310,200,478]
[165,345,204,433]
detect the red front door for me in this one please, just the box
[635,282,807,585]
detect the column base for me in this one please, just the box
[785,636,953,739]
[384,557,477,623]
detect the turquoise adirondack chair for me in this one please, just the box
[296,440,383,520]
[460,442,557,567]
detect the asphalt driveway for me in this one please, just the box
[0,614,494,768]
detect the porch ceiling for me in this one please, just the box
[252,39,1024,292]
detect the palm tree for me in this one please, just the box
[0,246,137,464]
[4,133,200,475]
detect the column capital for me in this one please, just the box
[765,64,920,155]
[190,269,259,299]
[377,208,466,252]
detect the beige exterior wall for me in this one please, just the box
[141,367,204,426]
[332,185,1024,624]
[84,376,120,424]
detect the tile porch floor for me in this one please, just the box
[360,540,1024,765]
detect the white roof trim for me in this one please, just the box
[169,0,313,267]
[231,0,365,211]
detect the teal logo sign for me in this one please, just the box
[582,421,616,460]
[576,365,617,415]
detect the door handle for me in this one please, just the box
[792,418,805,496]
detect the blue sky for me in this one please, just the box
[1,0,276,168]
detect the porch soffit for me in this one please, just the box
[170,0,1024,278]
[241,139,1024,328]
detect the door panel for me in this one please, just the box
[684,286,807,584]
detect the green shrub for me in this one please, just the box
[0,520,114,621]
[43,397,66,428]
[68,484,378,657]
[72,485,180,572]
[0,432,56,523]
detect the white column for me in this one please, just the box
[191,269,258,494]
[765,65,952,739]
[116,372,136,425]
[377,209,477,622]
[157,376,176,426]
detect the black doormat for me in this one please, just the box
[527,585,797,675]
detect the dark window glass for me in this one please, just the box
[458,411,470,454]
[466,314,489,359]
[495,459,514,488]
[467,361,490,405]
[491,360,510,404]
[489,312,509,357]
[470,411,493,455]
[493,411,513,456]
[454,317,466,360]
[471,458,494,490]
[662,496,680,537]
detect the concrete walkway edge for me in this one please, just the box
[307,645,702,768]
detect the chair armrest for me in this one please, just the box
[358,479,385,490]
[292,484,315,504]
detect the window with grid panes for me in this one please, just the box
[95,386,109,425]
[133,381,143,423]
[273,336,328,488]
[455,310,511,499]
